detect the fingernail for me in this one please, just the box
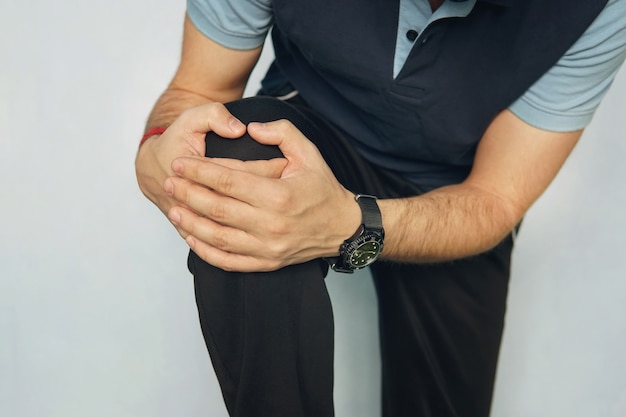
[172,160,183,174]
[186,235,196,249]
[248,122,264,130]
[169,210,181,224]
[229,117,244,132]
[164,179,174,196]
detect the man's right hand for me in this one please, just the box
[135,102,247,219]
[135,13,267,242]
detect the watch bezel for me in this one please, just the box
[344,230,384,269]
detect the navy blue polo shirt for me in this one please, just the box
[188,0,626,189]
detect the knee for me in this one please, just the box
[205,97,299,161]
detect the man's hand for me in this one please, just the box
[135,102,246,224]
[164,119,361,272]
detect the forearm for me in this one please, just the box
[144,86,218,132]
[144,15,260,133]
[379,182,522,263]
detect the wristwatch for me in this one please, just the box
[326,194,385,273]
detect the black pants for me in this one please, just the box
[187,96,513,417]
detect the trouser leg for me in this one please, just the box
[189,257,334,417]
[189,97,335,417]
[370,240,513,417]
[290,107,512,416]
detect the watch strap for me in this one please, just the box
[356,194,383,230]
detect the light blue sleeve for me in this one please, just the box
[509,0,626,132]
[186,0,273,50]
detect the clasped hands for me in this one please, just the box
[139,103,360,272]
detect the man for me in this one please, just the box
[135,0,626,416]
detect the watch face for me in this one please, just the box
[347,237,383,268]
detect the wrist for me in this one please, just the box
[376,198,399,259]
[326,191,361,253]
[139,126,167,148]
[326,194,385,273]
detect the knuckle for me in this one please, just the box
[181,188,195,207]
[219,257,237,272]
[269,188,291,208]
[187,218,202,237]
[262,259,282,272]
[275,119,293,132]
[270,241,290,259]
[211,228,231,251]
[266,218,289,237]
[207,201,227,222]
[215,171,235,194]
[207,101,226,113]
[207,102,228,121]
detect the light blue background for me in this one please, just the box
[1,1,625,416]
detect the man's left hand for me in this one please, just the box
[164,119,361,272]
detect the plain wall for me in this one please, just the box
[1,1,624,416]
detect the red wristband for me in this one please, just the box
[139,127,167,148]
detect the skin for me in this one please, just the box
[135,14,582,272]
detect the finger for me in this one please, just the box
[164,175,261,231]
[209,157,288,178]
[173,154,287,177]
[179,102,246,139]
[168,206,277,271]
[171,157,279,206]
[185,234,281,273]
[246,119,321,162]
[168,205,250,253]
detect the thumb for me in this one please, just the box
[179,102,246,140]
[246,119,318,162]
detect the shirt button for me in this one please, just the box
[406,29,419,41]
